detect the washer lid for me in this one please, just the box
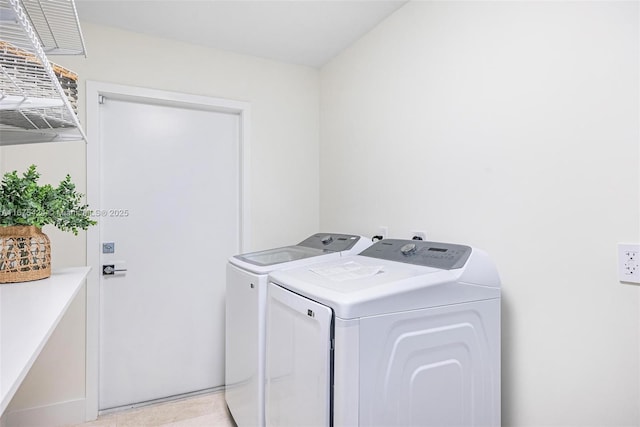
[234,245,325,267]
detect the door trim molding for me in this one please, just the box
[84,81,251,420]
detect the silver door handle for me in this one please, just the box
[103,264,127,275]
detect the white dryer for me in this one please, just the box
[265,239,501,427]
[225,233,372,427]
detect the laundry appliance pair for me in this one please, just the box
[227,235,501,427]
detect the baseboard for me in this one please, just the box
[1,398,85,427]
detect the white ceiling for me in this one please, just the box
[74,0,408,68]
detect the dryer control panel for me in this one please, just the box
[360,239,472,270]
[298,233,363,252]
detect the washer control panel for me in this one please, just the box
[360,239,472,270]
[298,233,363,252]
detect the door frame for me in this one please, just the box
[84,81,251,420]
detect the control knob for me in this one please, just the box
[400,243,417,256]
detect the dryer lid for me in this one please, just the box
[268,241,501,319]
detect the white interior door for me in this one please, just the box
[97,94,240,410]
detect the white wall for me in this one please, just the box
[320,1,639,426]
[1,21,319,421]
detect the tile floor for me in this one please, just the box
[69,392,236,427]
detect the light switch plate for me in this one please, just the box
[618,243,640,284]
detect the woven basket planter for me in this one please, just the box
[0,226,51,283]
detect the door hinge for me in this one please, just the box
[98,95,105,105]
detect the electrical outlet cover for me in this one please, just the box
[618,243,640,284]
[378,226,388,239]
[411,230,427,241]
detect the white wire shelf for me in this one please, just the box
[0,0,86,145]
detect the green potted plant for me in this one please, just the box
[0,165,96,283]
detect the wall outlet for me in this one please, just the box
[618,243,640,284]
[377,226,388,240]
[411,230,427,241]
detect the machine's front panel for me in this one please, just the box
[225,264,267,427]
[356,298,501,427]
[265,283,333,427]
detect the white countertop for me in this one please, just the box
[0,267,90,415]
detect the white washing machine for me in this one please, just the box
[225,233,372,427]
[265,239,501,427]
